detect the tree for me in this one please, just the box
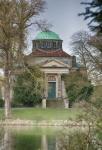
[63,71,93,107]
[13,66,43,107]
[79,0,102,34]
[78,2,102,143]
[0,0,45,118]
[57,131,102,150]
[90,85,102,129]
[71,31,90,75]
[80,0,102,53]
[0,77,4,107]
[36,20,53,31]
[71,31,102,84]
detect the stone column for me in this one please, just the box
[42,98,46,109]
[58,74,62,99]
[44,73,48,98]
[62,80,69,108]
[42,73,47,108]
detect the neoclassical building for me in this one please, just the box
[26,30,77,108]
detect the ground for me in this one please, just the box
[0,108,82,121]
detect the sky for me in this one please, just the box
[0,0,91,75]
[28,0,90,54]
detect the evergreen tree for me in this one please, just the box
[80,0,102,34]
[13,66,43,107]
[63,71,93,107]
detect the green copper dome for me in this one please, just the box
[35,31,61,40]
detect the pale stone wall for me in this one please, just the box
[27,56,72,67]
[43,61,67,67]
[41,68,69,74]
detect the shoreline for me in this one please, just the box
[0,119,93,127]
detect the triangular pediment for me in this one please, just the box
[41,59,69,68]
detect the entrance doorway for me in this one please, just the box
[48,82,56,99]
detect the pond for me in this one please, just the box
[0,126,101,150]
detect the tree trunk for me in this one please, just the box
[4,49,11,119]
[4,68,11,119]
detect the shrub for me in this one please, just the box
[13,66,43,107]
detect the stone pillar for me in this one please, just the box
[63,97,69,108]
[44,73,48,98]
[62,80,69,108]
[42,98,46,109]
[58,74,62,99]
[42,73,47,109]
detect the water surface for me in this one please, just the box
[0,126,101,150]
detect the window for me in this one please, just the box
[47,42,51,49]
[53,42,57,49]
[33,42,36,49]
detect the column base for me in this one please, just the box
[42,98,46,109]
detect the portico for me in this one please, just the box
[41,59,69,100]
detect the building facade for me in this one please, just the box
[26,30,77,108]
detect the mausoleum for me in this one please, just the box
[26,30,77,108]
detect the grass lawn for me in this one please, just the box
[0,108,82,121]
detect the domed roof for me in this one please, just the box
[35,30,61,40]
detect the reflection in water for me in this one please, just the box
[0,127,59,150]
[0,128,12,150]
[0,127,101,150]
[41,135,48,150]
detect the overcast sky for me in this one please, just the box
[28,0,90,54]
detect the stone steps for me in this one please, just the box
[46,100,64,108]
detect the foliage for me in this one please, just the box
[80,1,102,53]
[91,85,102,101]
[90,85,102,129]
[76,86,102,148]
[0,98,4,107]
[58,130,102,150]
[0,81,4,107]
[71,30,102,84]
[0,0,45,117]
[13,66,43,107]
[80,0,102,34]
[63,71,93,107]
[78,85,94,101]
[77,3,102,147]
[89,34,102,52]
